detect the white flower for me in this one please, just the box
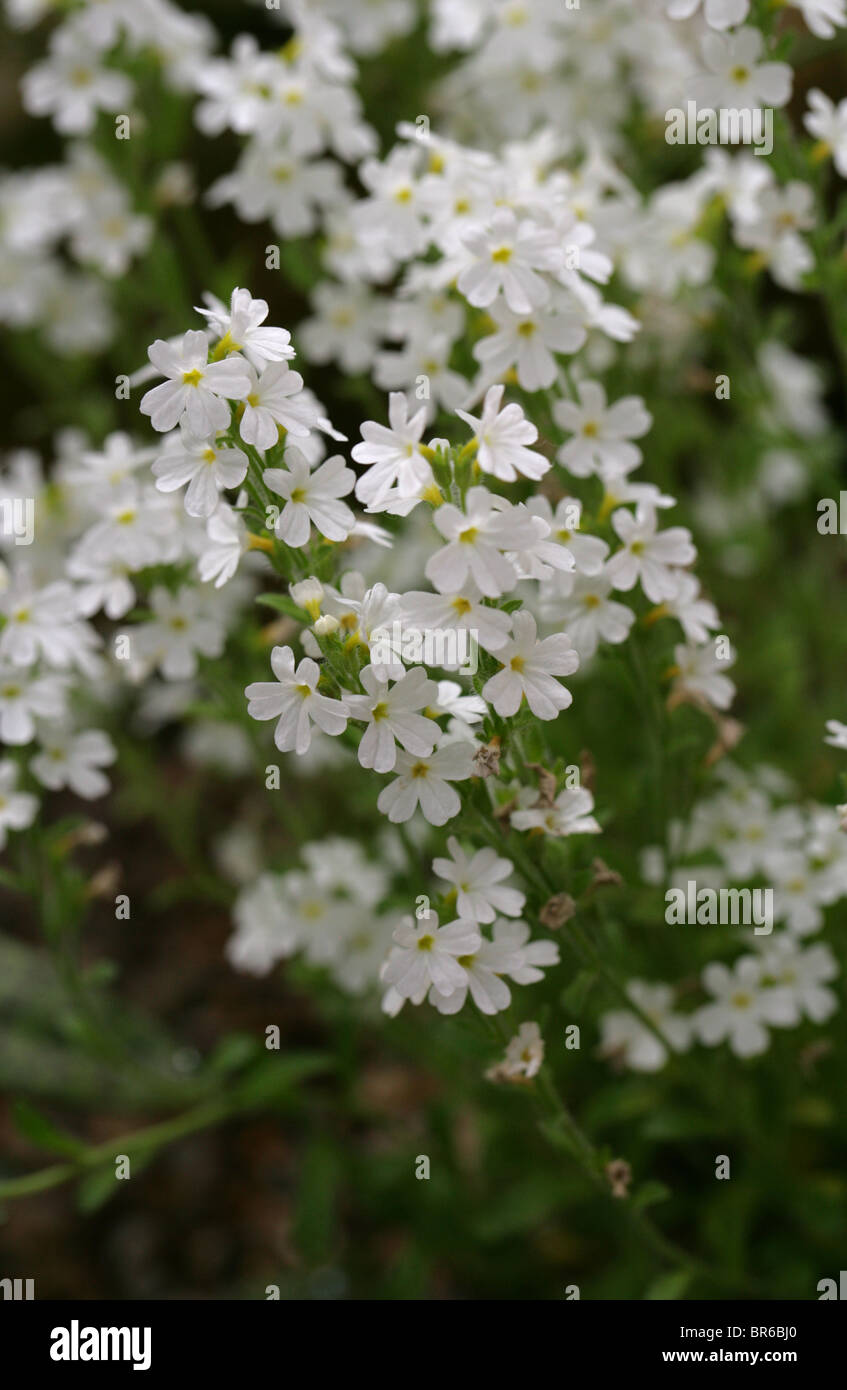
[352,393,432,508]
[526,496,608,576]
[197,502,247,588]
[239,362,319,451]
[733,183,815,291]
[377,741,473,825]
[825,719,847,750]
[382,911,482,1000]
[599,982,691,1073]
[429,918,557,1016]
[804,90,847,179]
[424,486,539,598]
[152,429,248,518]
[264,450,355,548]
[788,0,845,40]
[69,194,151,279]
[140,331,250,435]
[458,208,561,314]
[540,570,635,661]
[662,572,721,645]
[456,384,549,482]
[757,936,838,1024]
[196,286,296,370]
[30,728,116,800]
[665,0,749,29]
[344,665,440,773]
[245,645,348,756]
[554,381,651,478]
[433,836,525,923]
[400,580,512,657]
[0,666,66,744]
[488,1021,545,1080]
[432,681,486,724]
[0,579,102,675]
[511,786,601,838]
[472,298,586,392]
[80,482,175,570]
[672,641,736,711]
[323,575,405,679]
[21,22,133,134]
[63,430,155,498]
[137,585,226,681]
[606,505,696,602]
[691,27,793,114]
[693,956,794,1057]
[771,852,827,936]
[482,610,578,719]
[300,281,384,374]
[0,758,38,847]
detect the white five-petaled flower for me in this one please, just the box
[458,207,562,314]
[606,504,696,602]
[264,449,355,548]
[245,645,348,756]
[429,918,558,1017]
[482,610,579,719]
[377,741,473,825]
[239,362,320,451]
[487,1021,545,1080]
[21,22,133,135]
[804,89,847,178]
[400,579,512,658]
[693,956,794,1058]
[456,384,549,483]
[553,381,652,478]
[30,728,116,800]
[433,836,525,923]
[196,287,296,371]
[511,786,602,838]
[0,758,38,848]
[136,585,226,681]
[152,429,248,518]
[672,640,736,711]
[344,664,440,773]
[425,486,540,598]
[599,981,691,1073]
[140,330,251,436]
[352,392,432,508]
[691,27,793,114]
[382,911,482,1000]
[0,666,67,744]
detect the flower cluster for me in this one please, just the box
[600,765,843,1066]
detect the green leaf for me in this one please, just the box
[206,1033,260,1076]
[11,1100,85,1158]
[561,970,596,1014]
[294,1138,339,1264]
[644,1268,692,1301]
[76,1167,117,1214]
[632,1180,671,1212]
[235,1052,333,1108]
[256,593,308,621]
